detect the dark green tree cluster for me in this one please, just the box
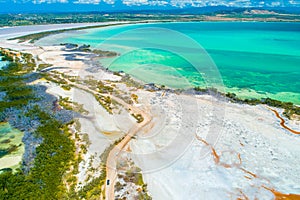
[0,52,36,112]
[0,117,75,199]
[0,50,76,199]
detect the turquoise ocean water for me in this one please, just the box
[38,22,300,104]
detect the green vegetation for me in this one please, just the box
[91,49,118,57]
[77,136,124,200]
[97,81,114,94]
[77,171,106,200]
[61,84,71,91]
[225,92,300,119]
[0,116,76,199]
[0,13,180,28]
[0,139,11,144]
[59,96,89,115]
[1,9,300,28]
[132,113,144,123]
[113,71,122,76]
[116,159,152,200]
[0,49,152,199]
[0,54,13,62]
[94,94,113,114]
[131,94,139,104]
[194,87,300,119]
[124,167,144,186]
[43,73,68,84]
[0,50,37,112]
[37,63,52,71]
[0,49,76,199]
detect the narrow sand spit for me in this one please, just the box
[0,22,126,39]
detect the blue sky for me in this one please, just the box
[1,0,300,13]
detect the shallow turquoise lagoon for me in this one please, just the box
[39,22,300,104]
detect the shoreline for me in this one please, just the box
[1,23,300,199]
[0,22,129,39]
[17,20,300,106]
[1,21,299,120]
[1,21,300,131]
[4,20,300,42]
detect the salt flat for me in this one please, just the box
[131,91,300,199]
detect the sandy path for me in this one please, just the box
[104,99,152,200]
[49,73,152,200]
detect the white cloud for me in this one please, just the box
[103,0,115,4]
[122,0,149,6]
[148,0,168,6]
[12,0,293,7]
[169,0,201,8]
[120,0,284,7]
[73,0,100,4]
[32,0,113,5]
[32,0,68,3]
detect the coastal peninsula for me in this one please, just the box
[0,21,300,200]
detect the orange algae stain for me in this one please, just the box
[195,135,221,164]
[195,135,242,168]
[195,135,300,200]
[237,153,242,164]
[244,176,252,180]
[211,147,221,164]
[240,168,258,178]
[263,186,300,200]
[236,190,250,200]
[268,108,300,135]
[195,134,209,146]
[272,193,300,200]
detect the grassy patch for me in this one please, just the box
[131,113,144,123]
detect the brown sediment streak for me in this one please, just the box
[211,148,220,164]
[195,135,241,168]
[269,108,300,135]
[237,190,250,200]
[262,186,300,200]
[195,134,209,145]
[195,134,220,164]
[241,168,258,178]
[196,135,300,199]
[237,153,242,163]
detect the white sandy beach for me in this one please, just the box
[1,23,300,199]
